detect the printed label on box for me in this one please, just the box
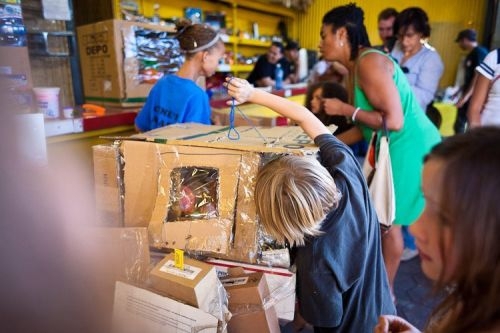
[159,260,201,280]
[261,248,290,267]
[221,276,249,287]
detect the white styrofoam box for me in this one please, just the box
[44,118,84,137]
[72,118,84,133]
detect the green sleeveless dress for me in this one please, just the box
[354,49,441,226]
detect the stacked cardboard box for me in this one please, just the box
[221,268,280,333]
[206,258,296,322]
[77,19,179,107]
[149,253,226,322]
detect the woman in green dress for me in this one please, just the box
[320,4,441,295]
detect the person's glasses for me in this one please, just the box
[400,66,409,74]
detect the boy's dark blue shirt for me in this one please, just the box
[294,134,396,331]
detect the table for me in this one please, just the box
[212,94,305,127]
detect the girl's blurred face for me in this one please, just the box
[398,26,423,56]
[410,159,456,282]
[310,87,323,114]
[202,42,225,77]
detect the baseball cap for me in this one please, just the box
[455,29,477,42]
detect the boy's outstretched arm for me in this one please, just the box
[224,77,330,140]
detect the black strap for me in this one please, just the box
[381,116,389,138]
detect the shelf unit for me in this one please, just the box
[22,0,84,106]
[125,0,297,75]
[217,64,253,73]
[26,31,75,57]
[217,34,270,73]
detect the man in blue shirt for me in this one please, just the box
[247,41,292,88]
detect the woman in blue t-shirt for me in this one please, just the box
[135,21,225,132]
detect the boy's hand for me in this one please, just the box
[225,77,255,105]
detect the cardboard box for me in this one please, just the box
[206,258,296,322]
[77,19,178,107]
[149,253,223,319]
[93,143,122,227]
[112,281,219,333]
[137,124,318,263]
[221,269,280,333]
[93,138,262,261]
[92,123,322,263]
[125,142,257,256]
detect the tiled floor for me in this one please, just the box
[281,256,444,332]
[393,256,444,330]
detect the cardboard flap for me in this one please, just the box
[123,141,159,228]
[93,144,122,227]
[133,123,321,154]
[227,267,246,276]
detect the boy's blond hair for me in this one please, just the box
[254,155,342,246]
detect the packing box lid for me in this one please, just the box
[221,270,280,333]
[221,271,269,306]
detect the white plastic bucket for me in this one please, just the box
[33,87,60,119]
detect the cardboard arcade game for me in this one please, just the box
[94,123,328,264]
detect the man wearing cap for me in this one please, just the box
[454,29,488,133]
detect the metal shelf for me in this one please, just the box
[27,31,75,57]
[22,0,84,105]
[217,64,254,72]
